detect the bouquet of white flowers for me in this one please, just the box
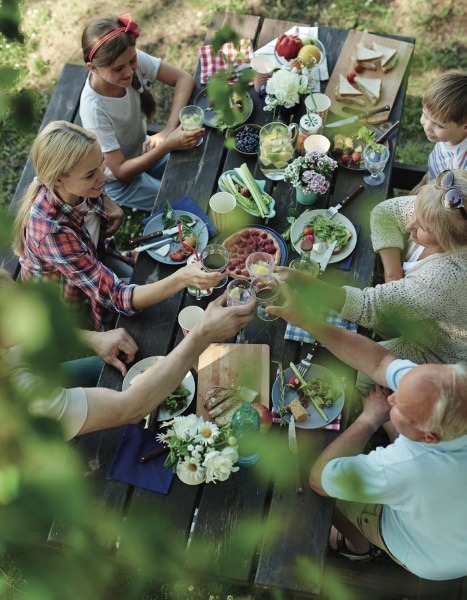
[284,150,338,195]
[157,414,239,485]
[264,66,308,111]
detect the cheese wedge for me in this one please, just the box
[356,42,383,62]
[354,75,381,105]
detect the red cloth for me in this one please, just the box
[199,38,254,84]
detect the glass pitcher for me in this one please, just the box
[258,121,298,181]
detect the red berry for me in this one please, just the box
[351,152,361,163]
[303,226,315,235]
[341,154,350,164]
[288,375,300,389]
[347,71,357,83]
[354,62,364,73]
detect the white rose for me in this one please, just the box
[203,447,239,483]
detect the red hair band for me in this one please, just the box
[88,13,140,62]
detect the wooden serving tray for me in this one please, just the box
[196,343,270,421]
[324,30,414,120]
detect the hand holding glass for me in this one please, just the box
[251,275,281,322]
[179,105,204,146]
[200,244,229,289]
[363,144,390,186]
[226,279,253,343]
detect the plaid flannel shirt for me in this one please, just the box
[19,186,137,331]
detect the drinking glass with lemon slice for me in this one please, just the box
[246,252,275,278]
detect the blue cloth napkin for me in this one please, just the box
[142,196,217,237]
[107,423,174,494]
[284,310,358,344]
[334,224,361,271]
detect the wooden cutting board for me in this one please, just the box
[196,343,270,421]
[324,30,414,120]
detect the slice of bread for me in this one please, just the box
[335,74,366,106]
[372,42,397,67]
[338,73,363,96]
[354,76,381,105]
[356,42,383,62]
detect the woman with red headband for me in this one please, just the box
[80,14,204,212]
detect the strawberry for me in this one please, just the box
[354,62,364,73]
[347,71,357,83]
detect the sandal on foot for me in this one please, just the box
[335,532,376,562]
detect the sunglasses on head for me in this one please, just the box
[435,170,467,220]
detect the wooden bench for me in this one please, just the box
[0,63,88,279]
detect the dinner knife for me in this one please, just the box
[138,446,168,464]
[325,105,391,128]
[375,120,401,145]
[133,236,177,254]
[318,240,337,272]
[288,416,303,494]
[328,184,364,218]
[128,221,197,248]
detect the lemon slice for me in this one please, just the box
[251,264,270,276]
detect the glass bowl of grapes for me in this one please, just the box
[226,123,261,155]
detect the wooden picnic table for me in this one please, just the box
[48,13,417,598]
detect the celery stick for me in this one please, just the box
[234,164,268,217]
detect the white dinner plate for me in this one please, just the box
[290,209,357,264]
[122,356,195,421]
[142,210,209,265]
[271,363,345,429]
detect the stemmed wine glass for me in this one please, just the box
[245,252,275,278]
[226,279,253,343]
[186,244,230,300]
[363,144,390,186]
[251,275,281,322]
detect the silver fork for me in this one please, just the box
[324,184,365,219]
[297,342,320,377]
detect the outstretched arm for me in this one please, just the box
[267,281,395,385]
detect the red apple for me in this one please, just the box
[347,71,357,83]
[252,403,273,434]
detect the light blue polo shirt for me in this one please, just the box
[322,359,467,580]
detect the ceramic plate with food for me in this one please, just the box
[142,210,209,265]
[194,89,254,129]
[122,356,195,421]
[290,210,357,264]
[221,225,287,279]
[330,125,389,171]
[271,363,344,429]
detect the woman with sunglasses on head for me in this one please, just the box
[275,170,467,367]
[79,14,204,212]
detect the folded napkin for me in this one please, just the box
[334,224,361,271]
[142,196,217,238]
[254,26,329,83]
[199,38,254,85]
[107,423,174,494]
[284,310,358,344]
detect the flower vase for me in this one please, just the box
[296,187,318,206]
[176,463,205,485]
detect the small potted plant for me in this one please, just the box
[156,414,239,485]
[283,150,338,205]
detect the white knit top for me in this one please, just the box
[339,195,467,364]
